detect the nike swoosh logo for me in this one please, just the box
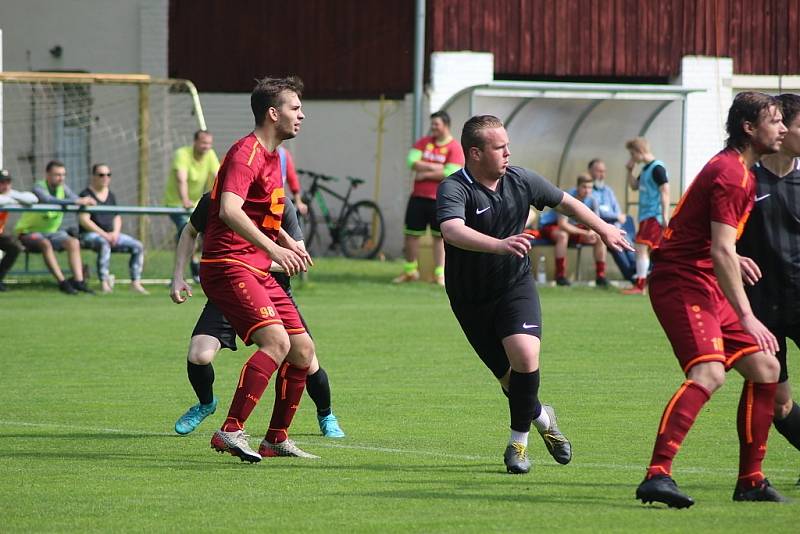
[522,323,538,329]
[755,194,771,202]
[476,207,490,214]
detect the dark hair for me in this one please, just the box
[193,129,211,141]
[777,93,800,125]
[587,158,603,170]
[461,115,504,155]
[251,75,304,127]
[726,91,782,151]
[430,110,451,128]
[46,160,65,173]
[91,163,109,175]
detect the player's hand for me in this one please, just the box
[296,199,309,216]
[170,278,192,304]
[738,255,762,286]
[496,233,534,258]
[739,313,779,355]
[598,222,634,252]
[625,159,636,172]
[270,246,307,276]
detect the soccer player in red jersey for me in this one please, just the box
[202,76,318,462]
[636,92,789,507]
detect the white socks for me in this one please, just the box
[509,430,529,446]
[532,407,551,432]
[635,255,650,280]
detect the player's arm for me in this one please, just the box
[78,211,112,242]
[710,221,777,353]
[659,182,670,226]
[170,221,199,304]
[218,191,306,275]
[176,168,192,208]
[626,160,639,190]
[554,195,633,252]
[440,218,534,258]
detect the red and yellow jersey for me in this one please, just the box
[202,133,285,275]
[654,148,755,281]
[410,135,465,199]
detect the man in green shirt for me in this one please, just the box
[15,160,96,294]
[164,130,220,280]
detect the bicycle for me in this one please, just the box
[296,169,385,259]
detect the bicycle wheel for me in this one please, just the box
[299,202,318,253]
[339,200,385,259]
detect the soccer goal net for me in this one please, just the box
[0,71,206,249]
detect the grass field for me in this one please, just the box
[1,258,798,532]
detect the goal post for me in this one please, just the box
[0,71,207,248]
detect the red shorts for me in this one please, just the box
[199,261,306,345]
[635,217,663,248]
[539,223,593,246]
[649,269,759,374]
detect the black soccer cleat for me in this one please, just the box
[636,475,695,509]
[555,277,571,287]
[732,479,789,503]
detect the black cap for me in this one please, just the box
[0,169,11,182]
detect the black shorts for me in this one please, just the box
[404,196,440,236]
[449,275,542,379]
[192,299,238,351]
[191,275,310,349]
[766,320,800,383]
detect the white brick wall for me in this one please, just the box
[429,52,494,113]
[139,0,168,77]
[678,56,734,188]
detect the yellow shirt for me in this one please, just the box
[164,146,220,207]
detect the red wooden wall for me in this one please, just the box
[169,0,800,96]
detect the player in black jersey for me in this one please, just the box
[169,192,345,439]
[738,93,800,485]
[437,115,633,474]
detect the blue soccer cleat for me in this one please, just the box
[175,397,218,435]
[318,413,346,438]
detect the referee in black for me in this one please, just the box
[738,92,800,485]
[437,115,633,474]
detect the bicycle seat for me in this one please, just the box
[347,177,365,186]
[298,169,336,181]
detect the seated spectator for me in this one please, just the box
[0,169,38,291]
[588,158,636,282]
[539,174,608,287]
[14,160,95,294]
[79,164,148,294]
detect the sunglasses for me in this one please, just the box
[95,172,112,177]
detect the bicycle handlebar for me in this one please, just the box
[298,169,365,187]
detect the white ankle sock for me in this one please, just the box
[509,430,529,446]
[532,408,551,432]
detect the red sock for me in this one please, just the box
[635,277,646,290]
[265,363,308,443]
[555,257,566,279]
[646,380,711,478]
[595,261,606,279]
[221,350,279,432]
[737,381,777,488]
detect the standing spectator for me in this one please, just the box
[538,174,608,286]
[394,111,465,286]
[14,160,95,294]
[78,164,148,294]
[0,169,38,291]
[737,93,800,485]
[278,146,308,215]
[623,137,670,294]
[588,158,636,282]
[437,115,632,475]
[164,130,220,281]
[635,92,787,507]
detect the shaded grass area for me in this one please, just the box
[1,258,797,531]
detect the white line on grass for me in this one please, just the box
[2,420,796,476]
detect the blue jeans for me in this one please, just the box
[609,216,636,282]
[81,232,144,281]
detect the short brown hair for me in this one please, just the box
[625,137,649,154]
[777,93,800,126]
[251,75,304,127]
[46,160,65,173]
[576,173,593,187]
[726,91,781,151]
[461,115,504,154]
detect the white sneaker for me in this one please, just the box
[210,430,262,463]
[258,439,319,458]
